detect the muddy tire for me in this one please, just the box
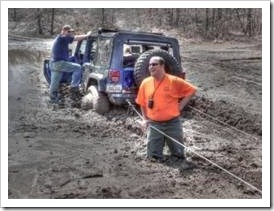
[134,49,181,87]
[81,92,93,110]
[82,85,110,114]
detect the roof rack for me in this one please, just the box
[98,28,118,34]
[97,28,164,36]
[136,31,163,36]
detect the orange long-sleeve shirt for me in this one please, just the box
[136,74,197,121]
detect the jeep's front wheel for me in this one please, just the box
[134,49,181,87]
[81,85,110,114]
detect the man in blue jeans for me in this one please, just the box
[49,25,91,106]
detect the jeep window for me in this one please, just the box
[79,40,87,54]
[76,40,87,62]
[69,43,76,57]
[122,41,174,68]
[126,40,174,55]
[131,45,142,54]
[93,37,113,71]
[123,44,139,68]
[141,45,174,55]
[90,41,97,61]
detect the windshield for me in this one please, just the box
[79,40,87,54]
[93,37,113,72]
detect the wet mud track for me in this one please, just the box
[8,37,262,199]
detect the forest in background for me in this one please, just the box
[8,8,262,41]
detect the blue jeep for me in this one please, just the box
[44,28,185,114]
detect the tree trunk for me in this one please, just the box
[37,9,43,35]
[205,8,209,33]
[174,9,180,27]
[212,8,216,27]
[13,8,17,21]
[195,9,199,26]
[246,9,253,37]
[50,9,55,35]
[235,9,245,34]
[102,8,105,26]
[217,8,222,20]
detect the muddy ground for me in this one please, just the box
[7,36,262,201]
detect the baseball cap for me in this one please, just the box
[62,25,74,32]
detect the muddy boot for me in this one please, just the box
[179,158,196,171]
[147,156,165,163]
[58,85,66,108]
[49,91,59,104]
[70,87,81,100]
[58,98,65,109]
[70,87,81,108]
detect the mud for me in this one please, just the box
[7,37,262,200]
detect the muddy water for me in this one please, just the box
[7,38,262,201]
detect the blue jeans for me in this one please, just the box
[147,117,185,160]
[49,60,82,103]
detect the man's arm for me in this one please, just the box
[179,90,196,111]
[139,106,149,129]
[140,106,148,120]
[73,31,92,41]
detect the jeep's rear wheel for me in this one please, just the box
[82,85,110,114]
[134,49,181,87]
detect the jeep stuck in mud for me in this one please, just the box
[44,28,185,113]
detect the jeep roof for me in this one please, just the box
[94,28,181,64]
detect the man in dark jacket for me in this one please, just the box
[49,25,91,106]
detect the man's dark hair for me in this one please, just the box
[151,56,165,66]
[158,57,165,65]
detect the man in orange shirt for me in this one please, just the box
[136,56,197,168]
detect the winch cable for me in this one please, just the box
[126,100,262,195]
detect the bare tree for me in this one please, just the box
[50,9,55,35]
[205,8,209,34]
[246,9,253,37]
[8,8,262,40]
[102,8,105,27]
[36,9,43,35]
[12,8,17,21]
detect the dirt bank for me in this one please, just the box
[8,37,262,200]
